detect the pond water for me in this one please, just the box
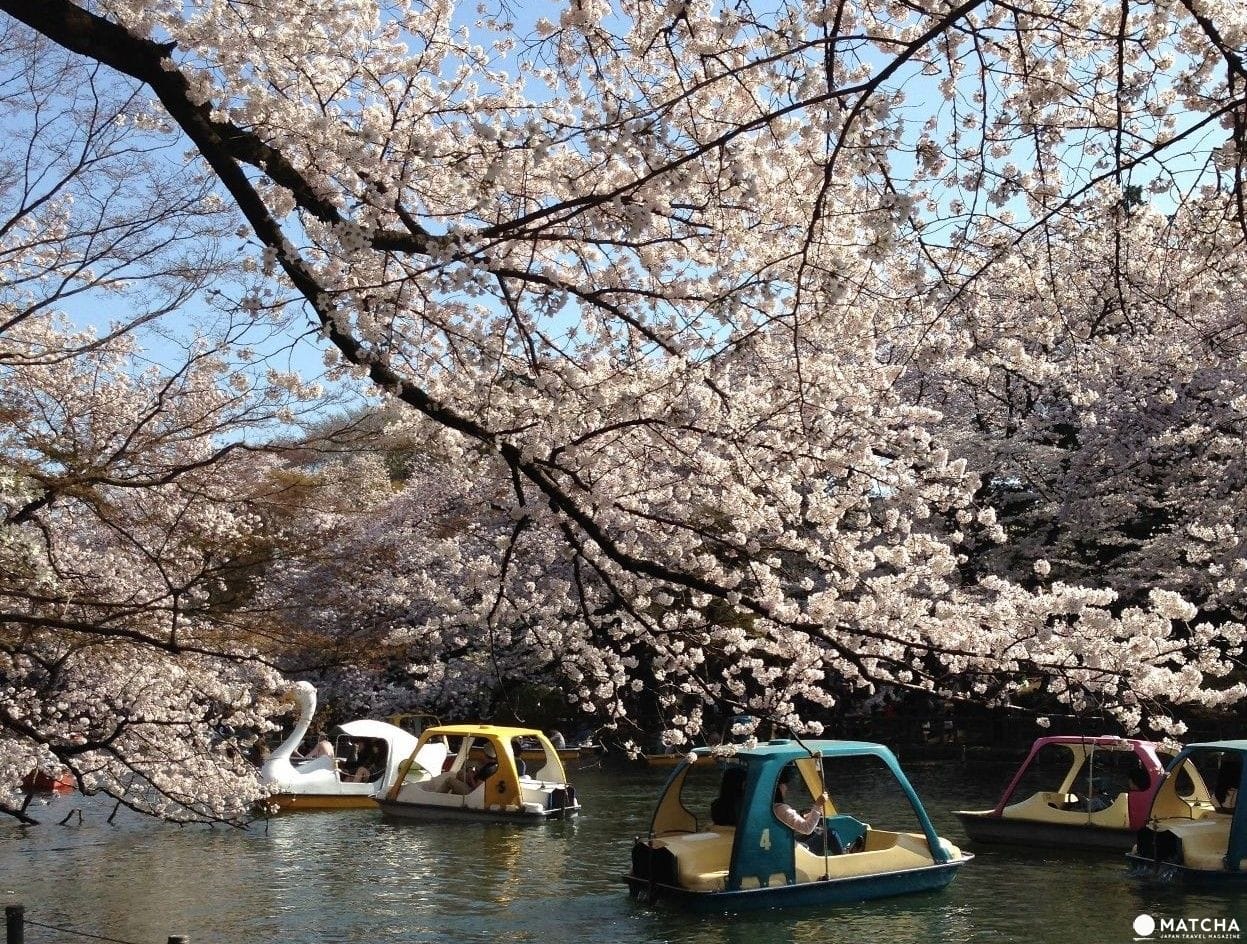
[3,759,1246,944]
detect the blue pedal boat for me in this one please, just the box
[1128,740,1247,883]
[624,739,970,911]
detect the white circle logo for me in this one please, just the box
[1133,914,1156,937]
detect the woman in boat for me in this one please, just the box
[772,765,844,853]
[346,742,383,783]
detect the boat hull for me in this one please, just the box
[376,798,579,823]
[1126,853,1247,884]
[955,811,1135,850]
[261,792,379,813]
[623,858,969,912]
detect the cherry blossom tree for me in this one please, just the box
[3,0,1246,770]
[0,308,333,823]
[911,198,1247,615]
[0,30,333,824]
[0,22,237,350]
[896,193,1247,743]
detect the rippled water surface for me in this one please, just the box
[4,760,1246,944]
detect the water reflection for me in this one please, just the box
[3,764,1247,944]
[653,901,972,944]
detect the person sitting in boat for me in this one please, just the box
[1215,755,1241,811]
[346,742,384,783]
[300,730,334,761]
[773,765,845,854]
[444,740,500,795]
[710,765,746,827]
[508,737,529,777]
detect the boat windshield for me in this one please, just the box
[804,753,927,837]
[652,758,743,835]
[335,736,388,783]
[1170,749,1238,812]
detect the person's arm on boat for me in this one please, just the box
[772,795,825,835]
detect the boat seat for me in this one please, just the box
[1160,815,1235,871]
[417,772,454,792]
[793,830,949,882]
[825,814,868,851]
[652,827,735,892]
[1008,790,1130,828]
[1151,790,1212,821]
[394,781,470,806]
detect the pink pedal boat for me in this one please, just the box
[954,735,1210,850]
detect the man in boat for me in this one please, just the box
[300,731,334,760]
[444,740,500,795]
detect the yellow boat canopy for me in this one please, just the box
[421,723,549,740]
[398,723,570,801]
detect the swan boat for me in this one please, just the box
[953,736,1206,850]
[258,681,449,812]
[1128,740,1246,882]
[624,739,970,911]
[377,724,580,822]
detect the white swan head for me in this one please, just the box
[289,680,317,716]
[259,680,321,785]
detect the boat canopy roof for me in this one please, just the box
[690,738,900,763]
[401,722,569,787]
[1026,735,1159,749]
[1182,740,1247,754]
[336,719,419,744]
[421,723,549,741]
[982,734,1172,816]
